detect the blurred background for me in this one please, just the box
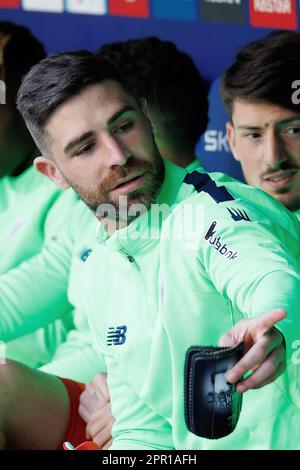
[1,0,299,180]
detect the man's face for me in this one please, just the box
[227,100,300,211]
[44,81,165,222]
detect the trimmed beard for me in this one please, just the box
[58,142,165,224]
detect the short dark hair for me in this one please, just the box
[221,30,300,117]
[0,21,45,106]
[17,51,133,152]
[98,37,208,149]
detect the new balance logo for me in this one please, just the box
[227,207,250,222]
[80,248,92,262]
[107,326,127,346]
[205,221,238,261]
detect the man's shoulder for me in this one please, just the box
[16,166,60,194]
[182,170,294,218]
[175,169,300,241]
[45,188,96,239]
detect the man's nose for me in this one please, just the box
[102,133,131,167]
[263,132,287,169]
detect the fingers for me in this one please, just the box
[79,377,110,420]
[237,350,286,393]
[227,329,282,384]
[79,389,98,418]
[218,320,250,350]
[86,403,114,435]
[92,374,110,403]
[219,330,235,348]
[85,382,106,407]
[86,404,115,450]
[91,420,114,449]
[102,439,113,450]
[78,400,91,424]
[219,310,286,349]
[253,309,286,336]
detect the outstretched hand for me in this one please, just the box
[219,309,286,393]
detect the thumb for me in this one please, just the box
[219,330,235,347]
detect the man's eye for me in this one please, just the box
[74,143,95,156]
[115,122,134,134]
[245,132,261,140]
[284,127,300,136]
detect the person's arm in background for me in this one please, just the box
[0,234,72,341]
[40,313,107,383]
[0,190,82,341]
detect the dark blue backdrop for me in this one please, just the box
[0,5,291,81]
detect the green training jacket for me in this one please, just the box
[78,160,300,450]
[0,160,202,380]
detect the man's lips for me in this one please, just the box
[263,169,299,188]
[109,172,145,194]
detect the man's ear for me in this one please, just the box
[34,156,70,189]
[226,121,239,162]
[139,98,148,117]
[139,98,157,137]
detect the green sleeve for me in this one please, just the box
[39,309,107,382]
[249,271,300,364]
[0,190,84,342]
[0,233,73,341]
[199,203,300,363]
[40,346,107,383]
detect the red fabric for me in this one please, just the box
[59,378,87,450]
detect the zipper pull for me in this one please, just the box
[120,250,140,271]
